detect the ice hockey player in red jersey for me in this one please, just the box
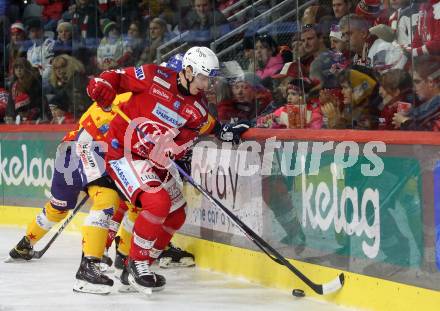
[86,46,249,294]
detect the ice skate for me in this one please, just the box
[159,243,195,268]
[127,259,166,296]
[118,266,137,293]
[5,236,34,262]
[99,250,114,273]
[73,256,114,295]
[114,250,127,279]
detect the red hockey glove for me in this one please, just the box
[86,78,116,111]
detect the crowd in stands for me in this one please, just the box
[0,0,440,131]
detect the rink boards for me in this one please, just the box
[1,204,439,311]
[1,124,440,310]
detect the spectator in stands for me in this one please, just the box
[237,36,254,71]
[393,56,440,131]
[137,17,171,65]
[302,48,346,129]
[319,87,344,128]
[334,67,379,129]
[45,54,90,123]
[368,24,408,72]
[300,24,327,75]
[395,0,421,46]
[302,4,335,40]
[329,24,347,54]
[63,0,100,43]
[254,34,284,81]
[5,22,28,83]
[290,33,306,62]
[332,0,351,20]
[302,5,333,25]
[0,70,8,123]
[97,19,133,71]
[25,18,55,86]
[53,21,74,56]
[310,49,347,92]
[138,0,178,28]
[205,77,231,118]
[388,0,410,32]
[181,0,231,46]
[403,0,440,58]
[7,57,43,123]
[217,72,272,123]
[257,76,324,129]
[355,0,382,25]
[339,14,374,67]
[101,0,139,34]
[124,21,144,63]
[376,69,413,129]
[36,0,67,31]
[266,62,305,111]
[338,66,379,130]
[256,83,303,128]
[53,20,92,74]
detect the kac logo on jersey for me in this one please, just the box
[135,66,145,80]
[152,103,187,128]
[156,69,170,79]
[173,100,181,110]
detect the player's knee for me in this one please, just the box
[88,186,119,214]
[163,207,186,233]
[44,202,69,223]
[138,189,172,218]
[127,203,140,222]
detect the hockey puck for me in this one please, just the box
[291,289,305,297]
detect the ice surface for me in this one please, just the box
[0,226,355,311]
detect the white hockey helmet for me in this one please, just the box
[182,46,220,78]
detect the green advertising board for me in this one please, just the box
[266,150,423,268]
[0,133,63,206]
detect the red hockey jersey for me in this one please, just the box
[101,64,210,162]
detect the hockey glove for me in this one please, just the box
[86,78,116,111]
[217,120,251,144]
[175,149,192,176]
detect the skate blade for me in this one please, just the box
[73,279,112,295]
[127,275,156,296]
[159,257,195,269]
[114,267,123,280]
[3,256,16,263]
[118,283,138,293]
[3,256,31,263]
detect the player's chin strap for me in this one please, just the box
[177,71,193,96]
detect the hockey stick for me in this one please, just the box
[113,106,345,295]
[33,194,89,259]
